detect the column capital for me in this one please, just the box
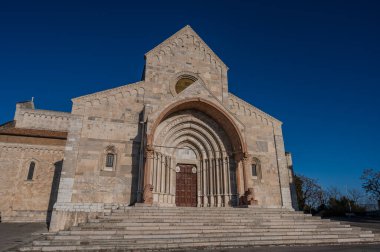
[234,151,251,162]
[145,146,154,158]
[243,153,252,162]
[146,144,154,152]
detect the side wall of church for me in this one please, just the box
[50,84,152,231]
[14,105,71,132]
[0,142,64,222]
[227,94,293,208]
[57,85,146,206]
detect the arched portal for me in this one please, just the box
[142,99,249,207]
[150,110,238,207]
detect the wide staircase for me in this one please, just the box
[20,206,379,251]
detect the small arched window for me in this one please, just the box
[103,146,117,171]
[106,153,115,168]
[251,157,262,180]
[251,164,257,177]
[27,161,35,180]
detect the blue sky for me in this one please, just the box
[1,0,379,193]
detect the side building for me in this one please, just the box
[0,101,68,222]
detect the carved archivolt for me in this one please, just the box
[154,110,232,158]
[150,109,238,207]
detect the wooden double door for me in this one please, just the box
[175,164,197,207]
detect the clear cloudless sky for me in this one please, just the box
[1,0,379,194]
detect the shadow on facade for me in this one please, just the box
[46,160,63,227]
[129,110,144,205]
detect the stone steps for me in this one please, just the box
[54,229,372,236]
[108,211,314,218]
[72,226,355,232]
[70,225,355,232]
[89,219,332,224]
[33,234,373,246]
[111,208,305,214]
[22,237,377,252]
[106,212,312,216]
[19,207,380,251]
[79,221,345,227]
[39,232,374,241]
[111,211,306,215]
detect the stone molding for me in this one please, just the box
[72,81,145,106]
[228,93,282,126]
[0,142,64,154]
[145,25,228,71]
[54,202,106,213]
[20,109,71,120]
[15,108,72,132]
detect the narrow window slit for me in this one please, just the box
[251,164,257,177]
[27,162,35,180]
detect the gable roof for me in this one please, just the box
[145,25,228,70]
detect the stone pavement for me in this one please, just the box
[330,217,380,234]
[196,244,380,252]
[0,223,47,252]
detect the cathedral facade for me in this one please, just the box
[0,26,297,231]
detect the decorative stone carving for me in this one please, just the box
[73,81,145,106]
[145,146,154,158]
[240,188,258,206]
[228,93,281,126]
[146,25,227,71]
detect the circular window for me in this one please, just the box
[175,78,195,94]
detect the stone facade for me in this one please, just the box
[0,101,67,222]
[0,26,296,230]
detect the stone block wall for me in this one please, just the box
[55,83,146,208]
[227,93,293,209]
[0,143,64,222]
[144,26,229,105]
[14,106,71,132]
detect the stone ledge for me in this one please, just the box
[53,203,106,213]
